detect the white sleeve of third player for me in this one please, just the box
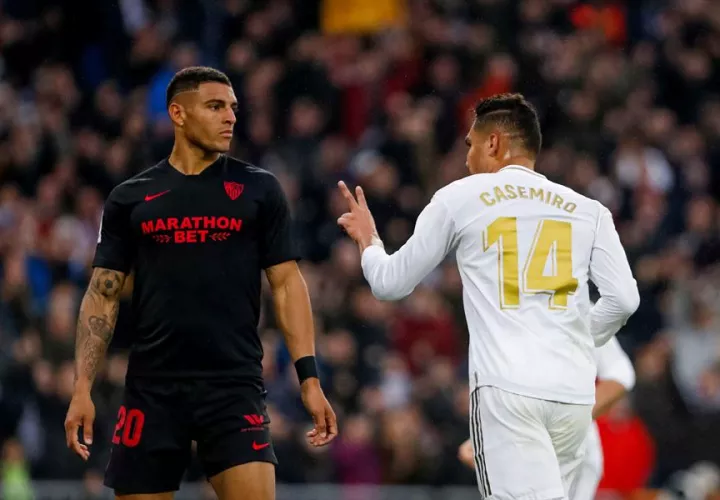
[588,207,640,347]
[361,196,455,301]
[596,337,636,391]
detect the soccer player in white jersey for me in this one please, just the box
[459,336,636,500]
[337,93,640,500]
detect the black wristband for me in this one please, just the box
[294,356,319,384]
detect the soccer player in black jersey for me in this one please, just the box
[64,67,337,500]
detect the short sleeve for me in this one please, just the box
[595,337,636,390]
[92,188,135,273]
[260,174,300,268]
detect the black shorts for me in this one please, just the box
[104,377,277,495]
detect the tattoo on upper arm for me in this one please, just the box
[75,268,126,382]
[91,268,124,298]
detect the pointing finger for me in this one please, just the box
[337,181,359,210]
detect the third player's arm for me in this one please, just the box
[74,267,127,392]
[592,338,636,419]
[265,261,316,364]
[458,439,475,469]
[592,380,627,419]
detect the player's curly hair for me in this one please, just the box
[474,93,542,158]
[166,66,232,108]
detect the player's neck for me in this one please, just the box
[168,141,222,176]
[496,156,535,173]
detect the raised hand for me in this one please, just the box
[337,181,380,251]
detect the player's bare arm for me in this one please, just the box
[65,267,126,460]
[265,260,338,447]
[77,268,124,383]
[591,380,627,419]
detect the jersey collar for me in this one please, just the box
[498,165,546,178]
[163,155,227,178]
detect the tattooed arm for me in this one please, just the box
[75,267,126,390]
[66,267,126,460]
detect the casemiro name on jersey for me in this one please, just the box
[480,184,578,213]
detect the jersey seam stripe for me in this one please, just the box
[476,390,492,495]
[470,389,487,498]
[589,201,604,266]
[470,390,481,497]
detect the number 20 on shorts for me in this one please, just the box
[112,406,146,448]
[484,217,578,310]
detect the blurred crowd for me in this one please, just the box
[1,0,720,498]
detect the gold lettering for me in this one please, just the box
[564,202,577,213]
[494,186,508,202]
[530,188,544,201]
[505,185,518,199]
[517,186,528,199]
[552,194,564,209]
[480,193,496,206]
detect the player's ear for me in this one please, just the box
[487,131,501,158]
[168,102,186,127]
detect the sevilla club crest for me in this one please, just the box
[224,181,244,200]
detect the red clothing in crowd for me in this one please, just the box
[392,310,459,375]
[597,413,656,494]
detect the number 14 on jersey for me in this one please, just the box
[484,217,578,310]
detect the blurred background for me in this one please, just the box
[1,0,720,499]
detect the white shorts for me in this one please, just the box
[469,386,593,500]
[570,423,603,500]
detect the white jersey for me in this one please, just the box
[361,165,639,404]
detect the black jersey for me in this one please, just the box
[92,155,298,383]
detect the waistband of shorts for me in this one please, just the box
[471,372,595,405]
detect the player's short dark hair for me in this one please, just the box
[474,93,542,158]
[166,66,232,108]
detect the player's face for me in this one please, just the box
[179,82,238,153]
[465,125,502,175]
